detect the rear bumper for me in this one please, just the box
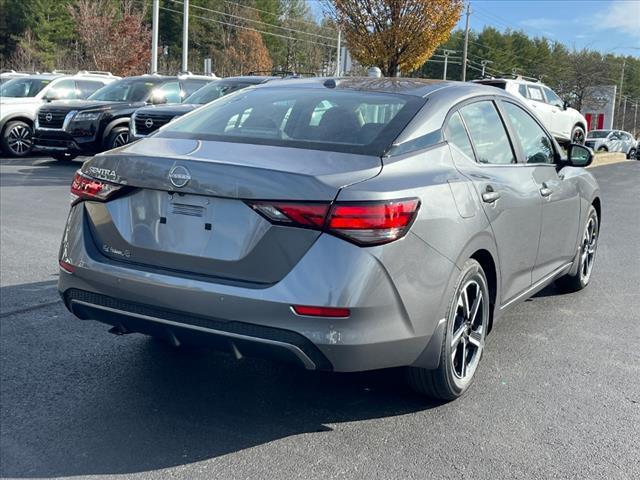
[58,203,457,372]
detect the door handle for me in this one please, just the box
[540,182,553,197]
[481,186,501,203]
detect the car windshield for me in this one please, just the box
[184,81,257,105]
[587,131,611,138]
[0,78,52,98]
[88,79,161,102]
[160,87,423,155]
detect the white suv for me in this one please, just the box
[0,71,119,157]
[474,77,588,145]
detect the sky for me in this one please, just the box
[307,0,640,58]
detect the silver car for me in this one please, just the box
[585,129,637,158]
[59,78,601,400]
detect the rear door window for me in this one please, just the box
[527,85,545,102]
[459,101,516,164]
[46,79,78,100]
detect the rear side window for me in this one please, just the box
[161,88,424,155]
[445,112,474,159]
[459,101,515,164]
[518,84,528,98]
[502,102,554,164]
[76,80,104,98]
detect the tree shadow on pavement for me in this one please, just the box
[0,294,439,478]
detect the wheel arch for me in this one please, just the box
[592,196,601,222]
[470,249,498,333]
[1,115,34,134]
[101,118,130,145]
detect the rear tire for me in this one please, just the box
[556,205,599,292]
[1,121,33,157]
[406,259,489,401]
[571,125,586,145]
[597,146,608,152]
[627,148,636,159]
[105,127,130,151]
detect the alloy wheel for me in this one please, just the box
[112,131,129,148]
[450,278,487,384]
[580,215,598,284]
[7,124,32,155]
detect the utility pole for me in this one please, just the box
[443,50,456,80]
[634,102,638,137]
[617,58,625,128]
[335,30,341,76]
[151,0,159,74]
[621,96,627,131]
[480,59,493,77]
[182,0,189,73]
[461,2,471,81]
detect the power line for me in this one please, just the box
[168,0,336,41]
[220,0,324,29]
[159,6,337,49]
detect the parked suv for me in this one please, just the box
[474,77,588,145]
[34,74,214,161]
[585,130,637,158]
[0,71,118,157]
[130,76,278,140]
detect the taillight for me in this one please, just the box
[70,171,123,205]
[248,198,420,246]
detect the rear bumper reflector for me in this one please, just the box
[292,305,350,318]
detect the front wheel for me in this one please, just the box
[556,205,599,292]
[406,259,490,401]
[105,127,130,151]
[1,121,33,157]
[597,146,608,152]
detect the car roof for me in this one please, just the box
[218,75,277,84]
[254,77,470,97]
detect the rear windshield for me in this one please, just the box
[159,87,424,155]
[184,80,257,105]
[0,78,51,97]
[89,79,163,102]
[587,131,610,138]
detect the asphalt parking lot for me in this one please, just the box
[1,156,639,479]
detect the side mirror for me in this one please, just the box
[44,92,60,102]
[562,101,569,110]
[566,143,593,167]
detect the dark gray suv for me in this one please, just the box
[58,78,600,400]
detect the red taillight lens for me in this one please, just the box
[250,202,330,228]
[292,305,350,318]
[70,171,123,205]
[248,198,419,246]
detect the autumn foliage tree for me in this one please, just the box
[68,0,150,76]
[223,29,273,75]
[331,0,463,77]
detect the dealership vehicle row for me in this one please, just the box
[2,70,639,160]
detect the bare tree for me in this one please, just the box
[68,0,151,76]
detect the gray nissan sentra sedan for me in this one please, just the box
[58,77,601,400]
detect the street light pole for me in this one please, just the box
[480,59,492,77]
[335,30,341,76]
[182,0,189,73]
[461,2,471,81]
[151,0,159,74]
[617,58,625,128]
[443,50,455,80]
